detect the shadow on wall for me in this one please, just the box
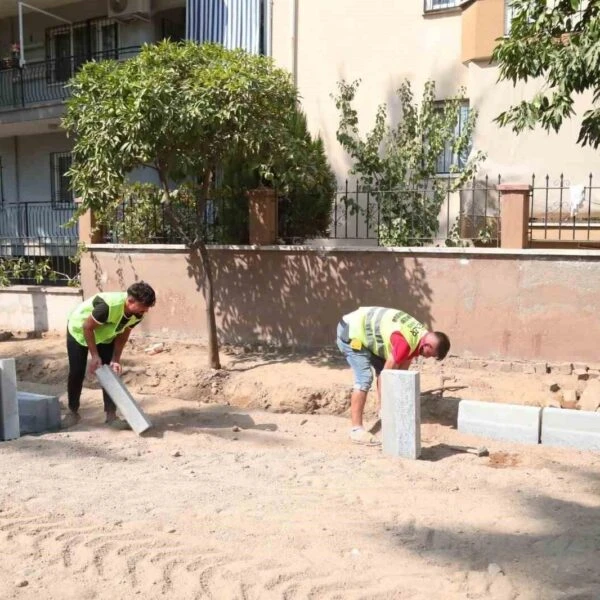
[185,248,435,349]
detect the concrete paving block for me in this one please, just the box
[95,365,152,435]
[457,400,541,445]
[541,407,600,451]
[17,391,61,435]
[381,370,420,459]
[0,358,19,441]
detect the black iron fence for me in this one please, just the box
[529,173,600,244]
[331,176,502,247]
[0,202,79,285]
[104,193,250,245]
[0,47,140,111]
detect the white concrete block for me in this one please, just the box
[17,391,61,435]
[541,407,600,451]
[458,400,541,445]
[0,358,19,441]
[95,365,152,435]
[381,370,421,459]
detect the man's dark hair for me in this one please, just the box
[433,331,450,360]
[127,281,156,307]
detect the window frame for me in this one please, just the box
[46,19,119,84]
[0,156,5,203]
[50,151,75,207]
[424,0,460,13]
[434,101,471,175]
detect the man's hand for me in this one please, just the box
[87,354,102,375]
[110,361,122,376]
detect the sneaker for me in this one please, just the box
[61,412,81,429]
[350,428,381,446]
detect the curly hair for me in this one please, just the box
[127,281,156,307]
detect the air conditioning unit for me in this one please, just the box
[107,0,151,21]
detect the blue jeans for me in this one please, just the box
[336,321,384,392]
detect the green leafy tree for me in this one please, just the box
[333,79,485,246]
[63,41,297,368]
[494,0,600,148]
[211,109,336,243]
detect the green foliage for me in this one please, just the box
[273,110,337,241]
[494,0,600,148]
[0,257,57,286]
[333,79,485,246]
[62,40,298,243]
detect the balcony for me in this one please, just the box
[0,46,140,112]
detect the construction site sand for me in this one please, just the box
[1,333,599,599]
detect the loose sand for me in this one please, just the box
[1,334,599,599]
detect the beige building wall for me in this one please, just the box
[271,0,600,184]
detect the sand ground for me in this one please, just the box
[1,333,599,600]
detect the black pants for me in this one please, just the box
[67,330,116,413]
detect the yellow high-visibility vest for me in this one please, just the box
[345,306,426,359]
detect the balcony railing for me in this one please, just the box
[0,46,140,111]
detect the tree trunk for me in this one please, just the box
[158,166,221,370]
[197,168,220,369]
[195,241,221,369]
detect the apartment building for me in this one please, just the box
[270,0,599,183]
[0,0,597,251]
[0,0,186,252]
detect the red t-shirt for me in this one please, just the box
[390,331,420,364]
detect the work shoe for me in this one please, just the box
[350,428,380,446]
[106,418,131,431]
[61,412,81,429]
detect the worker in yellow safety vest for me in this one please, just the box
[62,281,156,429]
[336,307,450,445]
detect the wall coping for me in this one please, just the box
[0,285,82,296]
[86,243,600,260]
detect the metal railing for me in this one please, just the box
[0,47,140,111]
[105,193,250,245]
[529,173,600,244]
[331,176,502,247]
[0,201,79,285]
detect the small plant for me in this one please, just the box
[333,79,486,246]
[0,257,57,286]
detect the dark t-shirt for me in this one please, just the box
[91,296,142,331]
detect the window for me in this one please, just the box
[424,0,460,11]
[50,152,74,206]
[505,0,587,35]
[436,102,471,174]
[46,19,118,83]
[505,1,515,34]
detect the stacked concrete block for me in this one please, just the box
[95,365,152,435]
[381,370,421,459]
[458,400,542,445]
[17,391,61,435]
[0,358,19,441]
[541,407,600,451]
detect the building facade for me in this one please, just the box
[0,0,598,251]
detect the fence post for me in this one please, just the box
[75,199,103,244]
[247,187,278,245]
[498,183,531,249]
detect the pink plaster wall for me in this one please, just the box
[81,246,600,363]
